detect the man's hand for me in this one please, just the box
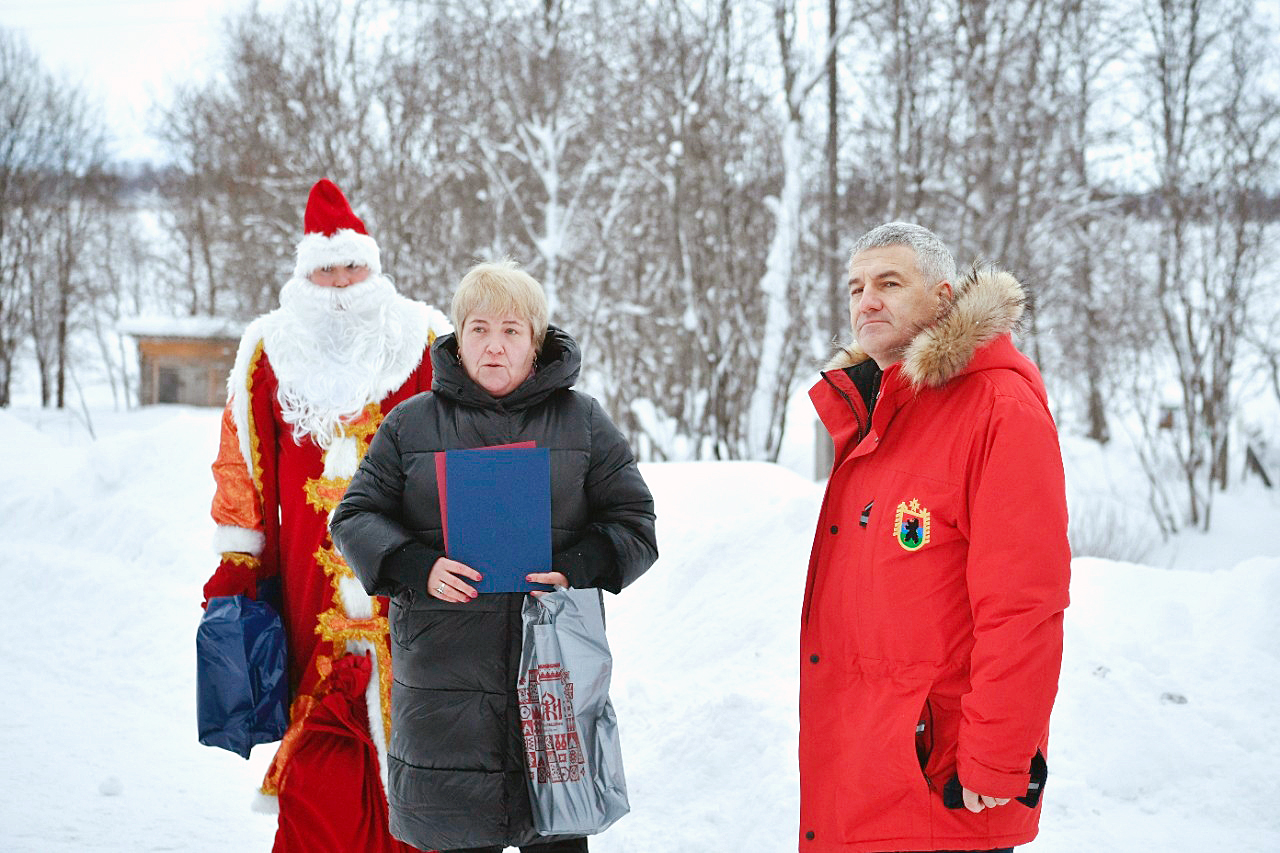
[961,786,1011,813]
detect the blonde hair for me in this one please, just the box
[450,259,549,349]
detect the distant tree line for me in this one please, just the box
[2,0,1278,534]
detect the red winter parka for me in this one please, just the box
[799,267,1071,853]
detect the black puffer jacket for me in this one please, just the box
[330,326,657,851]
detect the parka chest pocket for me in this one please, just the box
[860,471,968,662]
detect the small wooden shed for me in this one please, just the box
[119,316,244,407]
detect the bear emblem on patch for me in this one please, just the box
[893,498,931,551]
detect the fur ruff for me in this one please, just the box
[824,265,1025,387]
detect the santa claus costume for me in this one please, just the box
[203,179,450,852]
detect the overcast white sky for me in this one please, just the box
[3,0,1278,167]
[0,0,280,162]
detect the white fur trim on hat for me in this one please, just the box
[294,228,381,278]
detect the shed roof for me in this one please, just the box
[118,316,244,340]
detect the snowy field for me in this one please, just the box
[1,403,1278,852]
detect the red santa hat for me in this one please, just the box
[293,179,382,278]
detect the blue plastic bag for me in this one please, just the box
[196,583,288,759]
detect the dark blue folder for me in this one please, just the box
[443,446,553,593]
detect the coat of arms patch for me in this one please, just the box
[894,498,931,551]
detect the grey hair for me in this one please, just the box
[849,222,956,285]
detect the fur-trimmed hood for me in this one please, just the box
[824,265,1027,387]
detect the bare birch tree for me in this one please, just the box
[1138,0,1279,529]
[0,29,54,405]
[0,27,112,408]
[747,0,853,461]
[156,0,383,319]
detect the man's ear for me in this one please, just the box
[936,279,954,306]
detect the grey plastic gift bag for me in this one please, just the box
[518,587,629,836]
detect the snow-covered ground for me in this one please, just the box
[1,404,1277,852]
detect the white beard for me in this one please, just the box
[264,274,410,448]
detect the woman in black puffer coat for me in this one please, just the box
[330,260,657,853]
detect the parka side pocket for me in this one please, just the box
[915,700,934,779]
[389,591,411,649]
[941,749,1048,809]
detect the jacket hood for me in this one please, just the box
[824,265,1026,388]
[430,324,581,410]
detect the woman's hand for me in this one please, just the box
[428,557,482,602]
[527,571,569,598]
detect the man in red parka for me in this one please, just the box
[800,222,1070,853]
[202,179,451,852]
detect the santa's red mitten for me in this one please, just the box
[201,553,261,608]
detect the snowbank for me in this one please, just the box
[0,406,1276,851]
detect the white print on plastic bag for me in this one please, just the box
[519,662,587,784]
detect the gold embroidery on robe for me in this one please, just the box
[261,693,319,797]
[340,403,383,450]
[256,378,403,797]
[314,596,394,744]
[304,477,351,513]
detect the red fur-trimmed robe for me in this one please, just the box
[205,300,450,853]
